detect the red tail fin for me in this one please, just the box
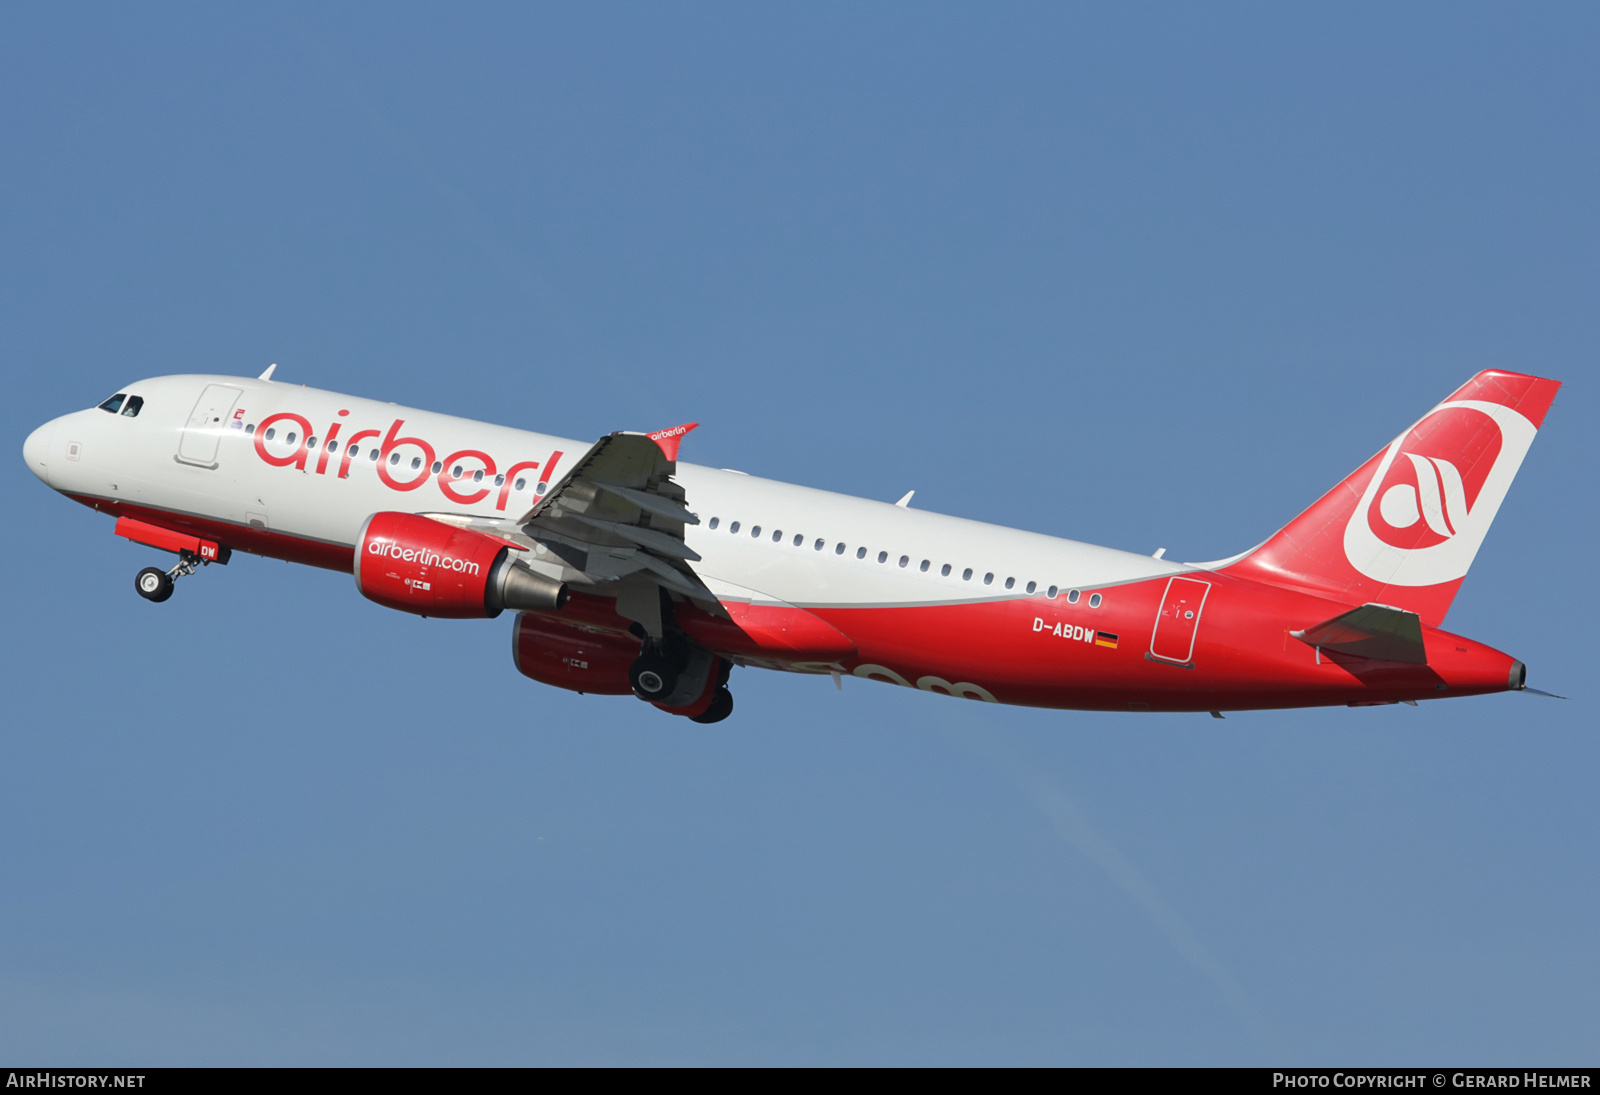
[1221,370,1561,627]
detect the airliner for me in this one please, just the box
[22,367,1560,723]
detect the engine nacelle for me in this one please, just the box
[354,512,567,619]
[511,612,638,695]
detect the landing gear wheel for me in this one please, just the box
[629,653,679,702]
[689,686,734,725]
[135,567,174,603]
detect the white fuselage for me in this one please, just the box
[28,374,1182,609]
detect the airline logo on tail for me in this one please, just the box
[1344,400,1539,588]
[1381,452,1471,543]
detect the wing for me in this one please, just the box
[512,424,710,598]
[420,422,720,629]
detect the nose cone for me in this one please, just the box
[23,420,53,485]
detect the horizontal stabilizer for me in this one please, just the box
[1291,603,1427,664]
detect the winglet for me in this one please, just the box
[259,363,277,381]
[647,422,698,462]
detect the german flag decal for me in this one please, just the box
[1095,631,1120,649]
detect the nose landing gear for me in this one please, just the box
[135,566,174,602]
[118,518,232,604]
[134,549,216,603]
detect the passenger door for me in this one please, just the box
[175,384,243,469]
[1149,576,1211,665]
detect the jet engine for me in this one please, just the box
[511,612,638,695]
[511,611,731,721]
[354,511,567,619]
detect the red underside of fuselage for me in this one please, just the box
[77,494,1518,713]
[73,494,356,572]
[806,587,1516,712]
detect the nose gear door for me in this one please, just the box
[176,384,243,469]
[1149,576,1211,665]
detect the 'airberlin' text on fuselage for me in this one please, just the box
[250,411,563,512]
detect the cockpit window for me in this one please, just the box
[120,396,144,418]
[98,394,126,414]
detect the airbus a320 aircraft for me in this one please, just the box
[23,368,1559,723]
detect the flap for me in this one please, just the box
[1291,603,1427,664]
[517,431,685,525]
[502,427,711,608]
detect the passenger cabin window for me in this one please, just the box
[772,530,782,542]
[793,534,803,547]
[751,525,762,538]
[1067,589,1080,604]
[941,564,952,576]
[856,547,867,559]
[1026,581,1036,594]
[730,521,741,534]
[1089,593,1103,608]
[120,396,144,417]
[814,539,825,551]
[98,394,126,414]
[920,560,930,572]
[709,517,720,530]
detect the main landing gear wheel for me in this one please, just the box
[135,567,174,603]
[629,653,679,702]
[689,686,734,725]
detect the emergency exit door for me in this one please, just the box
[1149,577,1211,665]
[175,384,243,468]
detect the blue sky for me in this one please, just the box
[2,3,1595,1064]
